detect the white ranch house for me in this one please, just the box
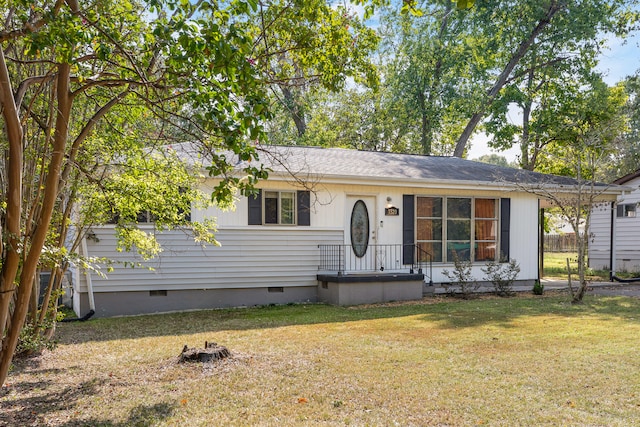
[589,169,640,274]
[70,146,624,317]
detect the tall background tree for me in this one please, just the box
[601,73,640,180]
[378,1,480,155]
[290,0,638,158]
[481,1,638,169]
[453,0,638,157]
[255,0,379,142]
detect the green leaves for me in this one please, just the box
[399,0,474,17]
[455,0,475,10]
[401,1,424,17]
[249,0,379,138]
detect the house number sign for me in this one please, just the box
[385,206,399,216]
[350,200,369,258]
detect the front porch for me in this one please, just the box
[317,272,427,305]
[316,244,431,305]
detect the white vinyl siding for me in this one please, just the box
[78,183,542,297]
[80,228,342,293]
[505,195,539,279]
[589,203,614,269]
[589,175,640,271]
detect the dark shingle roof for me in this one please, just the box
[613,169,640,185]
[253,145,592,188]
[172,143,623,192]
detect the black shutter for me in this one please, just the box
[500,198,511,261]
[297,190,311,226]
[403,195,415,265]
[248,190,262,225]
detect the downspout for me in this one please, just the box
[539,204,544,281]
[609,200,640,283]
[609,201,615,282]
[81,236,96,312]
[62,236,95,321]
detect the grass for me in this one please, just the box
[545,252,640,281]
[2,293,640,426]
[543,252,611,281]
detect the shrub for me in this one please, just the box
[15,292,65,356]
[482,258,521,297]
[442,251,479,298]
[532,280,545,295]
[16,322,57,356]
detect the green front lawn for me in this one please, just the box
[3,294,640,426]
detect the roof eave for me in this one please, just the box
[242,171,631,195]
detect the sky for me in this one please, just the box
[468,32,640,162]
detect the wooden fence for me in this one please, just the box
[544,233,578,252]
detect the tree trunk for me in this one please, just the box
[0,63,72,386]
[454,111,485,157]
[0,49,24,378]
[28,273,39,324]
[566,258,574,299]
[179,342,231,363]
[572,214,590,303]
[37,269,58,328]
[281,86,306,138]
[419,9,448,156]
[453,1,563,157]
[417,90,432,155]
[520,101,533,170]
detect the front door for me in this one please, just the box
[345,196,377,272]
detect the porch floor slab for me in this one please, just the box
[317,272,425,306]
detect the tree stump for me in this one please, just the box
[179,341,231,363]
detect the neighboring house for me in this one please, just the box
[589,169,640,273]
[71,145,624,317]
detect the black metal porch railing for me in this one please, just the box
[414,244,433,286]
[318,244,432,285]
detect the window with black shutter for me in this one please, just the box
[247,189,311,226]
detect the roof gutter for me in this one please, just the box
[202,168,631,196]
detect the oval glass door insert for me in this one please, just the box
[350,200,369,258]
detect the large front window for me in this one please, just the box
[474,198,498,261]
[416,196,498,263]
[416,197,443,262]
[447,198,471,261]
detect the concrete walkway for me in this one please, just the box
[430,278,640,297]
[541,278,640,297]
